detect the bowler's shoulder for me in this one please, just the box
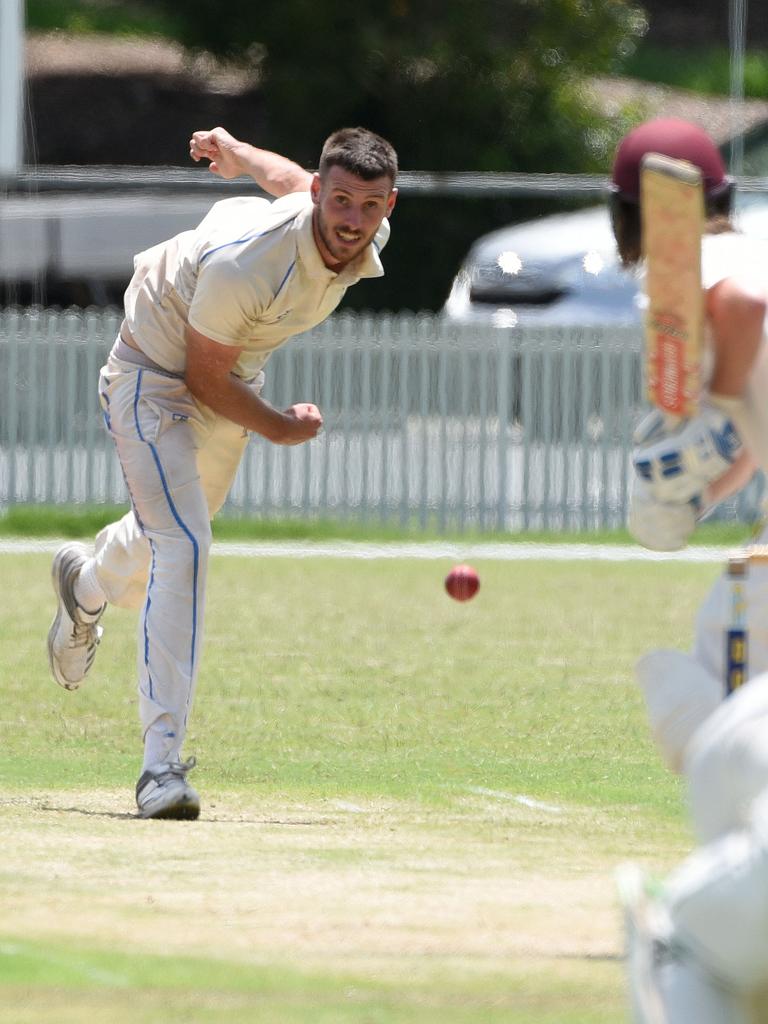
[198,192,310,236]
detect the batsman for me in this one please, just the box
[612,118,768,1023]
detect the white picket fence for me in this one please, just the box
[0,306,762,531]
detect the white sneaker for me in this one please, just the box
[47,542,106,691]
[135,758,200,820]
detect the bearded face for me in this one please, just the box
[311,166,397,270]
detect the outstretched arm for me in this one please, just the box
[184,325,323,444]
[189,126,312,197]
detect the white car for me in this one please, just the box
[442,193,768,329]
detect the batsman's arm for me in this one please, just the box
[189,126,312,197]
[706,277,766,399]
[703,449,757,508]
[184,326,322,445]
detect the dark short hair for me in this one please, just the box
[610,189,734,267]
[319,127,398,185]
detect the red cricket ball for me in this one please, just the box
[445,564,480,602]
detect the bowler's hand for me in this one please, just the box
[279,403,323,445]
[189,127,245,179]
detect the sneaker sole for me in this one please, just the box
[47,545,85,691]
[47,543,102,691]
[138,795,201,821]
[47,608,73,689]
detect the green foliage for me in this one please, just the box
[24,1,650,310]
[624,43,768,99]
[25,0,176,37]
[139,0,646,172]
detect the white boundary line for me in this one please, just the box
[0,538,734,562]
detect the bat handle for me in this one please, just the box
[725,553,748,696]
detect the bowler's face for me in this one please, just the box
[311,167,397,270]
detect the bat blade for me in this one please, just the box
[641,153,705,421]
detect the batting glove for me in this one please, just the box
[628,478,700,552]
[632,401,743,504]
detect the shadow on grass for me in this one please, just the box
[37,800,333,827]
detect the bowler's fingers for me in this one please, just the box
[285,403,323,436]
[189,130,218,164]
[299,403,323,429]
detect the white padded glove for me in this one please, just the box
[632,399,743,504]
[628,478,699,551]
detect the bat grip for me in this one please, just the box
[725,554,748,695]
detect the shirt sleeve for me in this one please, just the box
[701,235,737,291]
[701,234,766,293]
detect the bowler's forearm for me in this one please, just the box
[234,143,312,196]
[186,371,292,441]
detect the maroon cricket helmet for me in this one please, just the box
[611,118,732,202]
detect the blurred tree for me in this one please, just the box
[24,0,650,310]
[147,0,647,171]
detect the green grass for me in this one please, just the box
[0,937,622,1023]
[0,554,700,810]
[0,548,719,1021]
[0,502,758,547]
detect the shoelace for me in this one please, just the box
[69,619,102,651]
[157,756,197,781]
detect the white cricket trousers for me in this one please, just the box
[663,676,768,1009]
[664,789,768,1001]
[94,349,254,764]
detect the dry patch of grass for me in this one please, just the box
[0,789,662,972]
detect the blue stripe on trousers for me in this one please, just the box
[132,370,200,682]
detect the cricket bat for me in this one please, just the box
[640,153,705,421]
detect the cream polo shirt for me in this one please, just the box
[123,191,389,380]
[700,232,768,476]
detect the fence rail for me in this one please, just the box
[0,307,762,531]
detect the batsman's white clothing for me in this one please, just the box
[665,681,768,996]
[633,666,768,1019]
[685,671,768,844]
[701,232,768,479]
[635,649,722,773]
[93,192,389,766]
[625,234,768,1023]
